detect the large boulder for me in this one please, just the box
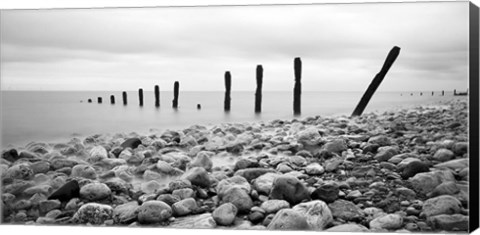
[421,195,462,217]
[137,201,172,224]
[73,203,113,224]
[269,175,310,205]
[212,203,238,226]
[267,209,309,230]
[292,200,333,230]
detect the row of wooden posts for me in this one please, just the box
[402,89,468,96]
[87,46,404,117]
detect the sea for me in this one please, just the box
[0,90,465,148]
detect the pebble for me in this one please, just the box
[421,195,462,217]
[432,149,455,162]
[172,198,198,216]
[79,182,111,201]
[221,186,253,213]
[182,167,211,188]
[266,209,309,230]
[329,199,364,221]
[292,200,332,230]
[269,175,310,205]
[112,201,140,224]
[369,213,403,230]
[73,203,113,224]
[212,203,238,226]
[310,182,339,203]
[137,201,172,224]
[260,200,290,214]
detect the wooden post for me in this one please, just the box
[442,90,445,96]
[255,65,263,113]
[97,97,102,104]
[454,89,457,96]
[432,91,434,96]
[154,85,160,107]
[172,81,179,108]
[224,72,231,112]
[122,91,127,105]
[293,57,302,115]
[139,88,144,106]
[197,104,201,110]
[88,99,92,103]
[351,46,401,117]
[110,95,115,104]
[420,92,423,96]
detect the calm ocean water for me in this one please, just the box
[1,90,465,148]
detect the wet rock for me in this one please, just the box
[172,198,198,216]
[71,164,97,179]
[346,190,362,200]
[434,158,468,171]
[24,184,53,196]
[363,144,379,154]
[324,157,343,172]
[369,214,403,230]
[39,199,61,214]
[157,194,181,206]
[88,146,108,162]
[183,167,211,188]
[409,170,455,195]
[253,172,280,195]
[222,186,253,213]
[297,127,321,146]
[326,224,369,232]
[323,139,347,154]
[212,203,238,226]
[397,157,421,170]
[328,199,364,222]
[311,182,339,203]
[269,175,310,205]
[169,179,192,191]
[234,158,259,171]
[351,165,375,178]
[432,149,454,162]
[427,181,460,198]
[113,201,139,224]
[190,151,213,171]
[374,146,399,162]
[421,195,462,217]
[50,157,78,170]
[168,213,216,229]
[292,200,332,230]
[305,163,325,175]
[2,149,19,162]
[120,138,142,149]
[79,182,111,201]
[368,135,392,146]
[140,180,162,194]
[267,209,309,230]
[30,161,51,174]
[137,201,172,224]
[235,168,276,182]
[216,175,251,197]
[48,180,80,202]
[276,163,293,173]
[452,142,468,155]
[401,161,430,179]
[427,214,468,231]
[172,188,195,200]
[261,200,290,214]
[6,163,34,180]
[4,180,35,195]
[73,203,113,224]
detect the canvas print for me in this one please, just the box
[0,1,477,233]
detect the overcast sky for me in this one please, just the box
[0,2,469,91]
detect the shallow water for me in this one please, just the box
[1,90,465,147]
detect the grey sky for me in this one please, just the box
[0,2,469,91]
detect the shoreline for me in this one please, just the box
[1,98,470,232]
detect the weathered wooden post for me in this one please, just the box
[197,104,201,110]
[454,89,457,96]
[122,91,127,105]
[255,65,263,113]
[442,90,445,96]
[88,99,92,103]
[138,89,144,106]
[351,46,401,117]
[172,81,179,108]
[154,85,160,107]
[420,92,423,96]
[110,95,115,104]
[293,57,302,115]
[224,72,231,112]
[432,91,434,96]
[97,97,102,104]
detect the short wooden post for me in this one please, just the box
[351,46,401,117]
[97,97,102,104]
[197,104,201,110]
[454,89,457,96]
[255,65,263,113]
[442,90,445,96]
[293,57,302,115]
[122,91,127,105]
[224,72,231,112]
[172,81,179,108]
[110,95,115,104]
[432,91,434,96]
[88,99,92,103]
[138,89,144,106]
[420,92,423,96]
[154,85,160,107]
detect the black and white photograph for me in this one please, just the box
[1,0,479,234]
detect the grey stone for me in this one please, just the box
[261,200,290,214]
[269,175,310,205]
[172,198,198,216]
[212,203,238,226]
[137,201,172,224]
[293,200,333,230]
[80,182,111,201]
[421,195,462,217]
[267,209,309,230]
[73,203,113,224]
[369,213,403,230]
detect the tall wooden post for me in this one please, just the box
[255,65,263,113]
[139,89,144,106]
[110,95,115,104]
[293,58,302,115]
[224,72,231,112]
[172,81,179,108]
[454,89,457,96]
[351,46,401,117]
[122,91,127,105]
[97,97,102,104]
[154,85,160,107]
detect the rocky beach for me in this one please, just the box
[1,98,470,232]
